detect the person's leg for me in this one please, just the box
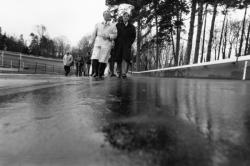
[121,60,128,78]
[109,48,115,76]
[91,59,100,77]
[83,63,87,76]
[75,63,79,76]
[91,46,101,77]
[98,63,107,78]
[82,63,85,76]
[87,64,90,76]
[68,66,71,76]
[64,66,67,76]
[109,59,115,76]
[116,62,122,78]
[79,64,83,76]
[116,46,123,78]
[98,46,111,79]
[109,61,112,75]
[126,62,130,74]
[65,66,70,76]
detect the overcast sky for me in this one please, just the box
[0,0,246,48]
[0,0,107,46]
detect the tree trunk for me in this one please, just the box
[154,7,159,69]
[175,10,182,66]
[244,21,250,55]
[176,27,180,66]
[200,4,208,63]
[185,0,197,64]
[194,1,203,64]
[239,5,248,57]
[136,19,141,71]
[228,43,233,58]
[171,30,176,66]
[217,9,227,60]
[235,37,239,57]
[214,46,217,59]
[206,3,218,62]
[222,20,228,59]
[152,0,159,68]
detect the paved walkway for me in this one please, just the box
[0,75,250,166]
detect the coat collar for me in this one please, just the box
[102,21,110,26]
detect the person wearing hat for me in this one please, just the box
[63,51,73,76]
[114,12,136,78]
[89,10,117,79]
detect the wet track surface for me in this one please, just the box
[0,75,250,166]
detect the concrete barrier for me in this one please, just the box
[132,56,250,80]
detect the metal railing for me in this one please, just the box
[0,50,65,74]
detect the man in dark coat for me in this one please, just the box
[114,12,136,78]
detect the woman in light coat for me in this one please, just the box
[89,10,117,79]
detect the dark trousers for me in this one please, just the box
[99,63,106,77]
[91,59,100,77]
[117,60,129,76]
[109,59,115,75]
[75,63,83,76]
[64,66,70,76]
[91,59,106,77]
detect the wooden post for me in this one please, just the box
[18,59,20,72]
[35,62,38,73]
[243,61,248,80]
[19,53,22,71]
[1,51,4,66]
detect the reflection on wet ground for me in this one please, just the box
[102,77,250,166]
[0,76,250,166]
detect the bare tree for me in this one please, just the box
[194,0,204,64]
[239,4,248,56]
[206,2,218,62]
[227,20,241,58]
[54,36,71,57]
[217,7,228,60]
[222,20,228,59]
[35,24,47,38]
[185,0,197,64]
[200,4,208,63]
[245,20,250,55]
[212,28,220,60]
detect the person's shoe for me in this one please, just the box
[122,74,127,79]
[117,74,121,78]
[92,73,98,77]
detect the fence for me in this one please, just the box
[0,50,66,74]
[133,55,250,80]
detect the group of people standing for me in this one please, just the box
[63,10,136,79]
[62,51,91,77]
[89,10,136,79]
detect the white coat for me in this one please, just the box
[90,21,117,63]
[63,54,73,66]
